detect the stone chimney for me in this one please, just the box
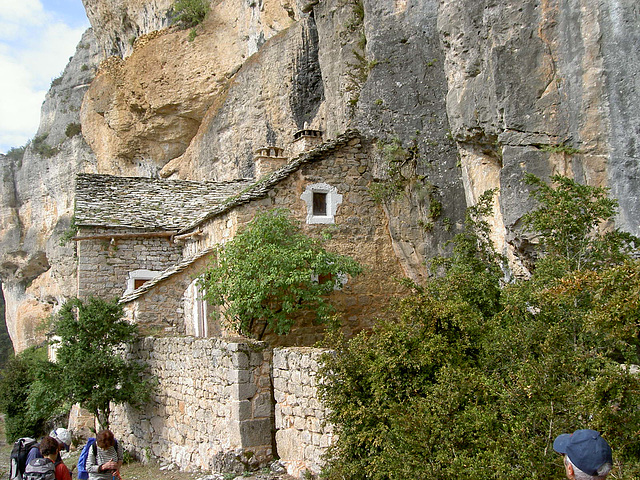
[253,146,288,178]
[291,128,323,157]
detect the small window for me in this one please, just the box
[317,272,333,284]
[124,269,161,295]
[301,183,343,224]
[313,192,327,216]
[311,270,348,290]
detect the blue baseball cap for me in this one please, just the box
[553,429,612,476]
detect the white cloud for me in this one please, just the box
[0,0,88,154]
[0,0,47,41]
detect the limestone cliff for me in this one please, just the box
[1,0,639,351]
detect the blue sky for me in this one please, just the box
[0,0,89,154]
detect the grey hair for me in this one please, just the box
[564,455,612,480]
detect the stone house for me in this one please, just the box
[72,129,408,475]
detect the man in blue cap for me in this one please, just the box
[553,429,613,480]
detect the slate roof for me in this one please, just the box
[75,174,254,230]
[119,246,215,304]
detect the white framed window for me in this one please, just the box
[301,183,343,224]
[124,269,161,295]
[311,270,349,290]
[184,278,208,337]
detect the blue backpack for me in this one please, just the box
[76,438,96,480]
[77,438,119,479]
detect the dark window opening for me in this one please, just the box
[313,192,327,216]
[134,279,148,290]
[318,272,334,284]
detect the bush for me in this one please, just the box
[31,134,59,158]
[0,347,53,441]
[4,146,25,163]
[49,297,155,430]
[201,208,362,339]
[65,123,82,138]
[171,0,209,28]
[319,176,640,479]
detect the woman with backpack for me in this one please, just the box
[85,430,123,480]
[23,436,72,480]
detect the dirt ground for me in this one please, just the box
[0,417,297,480]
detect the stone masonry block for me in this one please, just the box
[275,429,303,461]
[250,351,265,367]
[230,400,252,421]
[239,418,272,447]
[272,350,288,369]
[232,352,249,369]
[228,369,251,384]
[232,382,257,401]
[252,392,272,418]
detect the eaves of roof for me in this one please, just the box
[119,245,215,304]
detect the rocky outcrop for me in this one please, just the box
[0,29,101,351]
[80,0,297,175]
[82,0,175,57]
[439,0,640,268]
[2,0,640,351]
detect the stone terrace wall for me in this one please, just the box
[110,336,274,473]
[273,347,333,477]
[77,227,182,299]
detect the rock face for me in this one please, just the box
[0,29,102,351]
[2,0,640,351]
[438,0,640,269]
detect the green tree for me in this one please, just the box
[319,176,640,480]
[319,191,505,479]
[49,297,154,429]
[523,173,637,278]
[201,208,363,339]
[0,347,52,441]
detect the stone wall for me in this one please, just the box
[76,227,182,299]
[110,336,274,473]
[109,339,332,477]
[122,254,212,335]
[178,136,408,345]
[273,347,332,477]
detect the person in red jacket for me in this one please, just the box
[39,436,72,480]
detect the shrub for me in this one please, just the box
[0,347,53,441]
[4,146,25,163]
[48,297,155,429]
[65,123,82,138]
[201,208,362,339]
[171,0,209,28]
[31,134,59,158]
[319,177,640,479]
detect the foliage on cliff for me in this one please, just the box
[319,175,640,480]
[170,0,209,28]
[201,208,362,339]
